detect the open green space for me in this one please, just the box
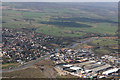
[2,2,118,37]
[90,38,118,46]
[86,38,118,56]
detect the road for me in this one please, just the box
[2,54,51,73]
[2,37,100,73]
[69,37,100,48]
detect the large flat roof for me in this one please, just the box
[70,66,81,70]
[91,64,112,72]
[63,64,72,67]
[102,68,119,75]
[74,61,95,66]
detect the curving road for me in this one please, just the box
[2,54,51,73]
[69,37,100,48]
[2,37,100,73]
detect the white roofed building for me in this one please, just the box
[102,68,119,75]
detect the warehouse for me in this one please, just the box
[55,64,72,70]
[91,64,112,73]
[102,68,119,75]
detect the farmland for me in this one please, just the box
[2,2,118,37]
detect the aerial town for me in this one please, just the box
[51,48,120,78]
[2,28,57,64]
[1,28,120,79]
[1,1,120,79]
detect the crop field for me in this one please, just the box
[2,10,117,37]
[2,2,118,37]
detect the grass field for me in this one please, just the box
[89,38,118,47]
[2,67,46,78]
[86,37,118,56]
[2,62,18,69]
[2,6,118,37]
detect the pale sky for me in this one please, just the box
[2,0,120,2]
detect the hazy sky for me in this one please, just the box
[2,0,120,2]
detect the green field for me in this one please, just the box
[88,38,118,47]
[2,2,118,37]
[86,38,118,55]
